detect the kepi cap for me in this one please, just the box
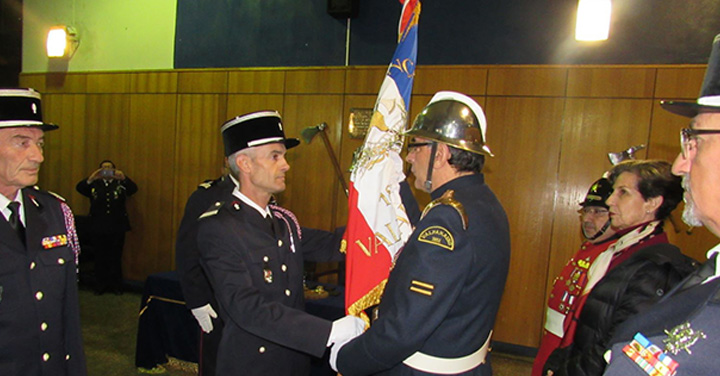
[221,110,300,156]
[0,88,58,131]
[580,178,612,209]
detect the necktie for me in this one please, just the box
[265,214,275,234]
[7,201,25,245]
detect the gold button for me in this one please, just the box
[30,262,36,270]
[259,346,266,353]
[41,322,48,331]
[278,240,283,247]
[57,258,65,265]
[281,264,287,272]
[35,291,44,300]
[43,353,50,361]
[285,289,291,296]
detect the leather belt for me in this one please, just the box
[403,330,492,374]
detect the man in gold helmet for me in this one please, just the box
[333,91,511,375]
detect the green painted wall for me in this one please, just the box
[23,0,177,73]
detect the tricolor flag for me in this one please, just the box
[342,0,420,321]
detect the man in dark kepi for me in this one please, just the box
[0,88,87,375]
[602,33,720,376]
[195,110,364,376]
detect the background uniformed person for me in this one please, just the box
[532,178,617,376]
[0,88,87,375]
[196,110,364,376]
[76,159,137,295]
[333,91,511,375]
[176,172,236,376]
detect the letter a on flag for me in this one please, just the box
[342,0,420,322]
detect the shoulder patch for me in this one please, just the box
[421,190,468,230]
[198,201,224,219]
[198,179,216,190]
[417,226,455,251]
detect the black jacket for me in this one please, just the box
[76,177,138,232]
[0,187,87,376]
[544,243,697,376]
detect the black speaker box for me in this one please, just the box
[327,0,358,19]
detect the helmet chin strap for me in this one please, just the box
[423,142,438,192]
[585,219,611,242]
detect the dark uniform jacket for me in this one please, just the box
[76,177,137,232]
[603,253,720,376]
[197,198,343,376]
[337,173,511,376]
[0,187,87,376]
[176,176,235,310]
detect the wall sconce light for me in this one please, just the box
[575,0,611,41]
[46,25,79,58]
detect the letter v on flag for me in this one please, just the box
[341,0,421,322]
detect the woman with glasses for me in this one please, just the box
[543,160,697,376]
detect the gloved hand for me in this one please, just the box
[191,304,218,333]
[327,315,365,346]
[330,335,352,373]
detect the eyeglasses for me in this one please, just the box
[680,127,720,158]
[407,142,433,151]
[578,207,609,217]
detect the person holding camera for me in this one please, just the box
[76,160,138,295]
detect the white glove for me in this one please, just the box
[191,304,218,333]
[330,335,352,373]
[327,315,365,346]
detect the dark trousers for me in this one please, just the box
[92,231,125,292]
[199,316,223,376]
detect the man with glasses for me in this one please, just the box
[333,91,510,375]
[532,178,618,376]
[602,34,720,376]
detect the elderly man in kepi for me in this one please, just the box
[602,33,720,376]
[0,88,86,375]
[333,91,511,375]
[532,177,618,376]
[195,110,364,376]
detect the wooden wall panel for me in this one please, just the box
[43,73,88,94]
[487,67,567,97]
[123,94,178,281]
[344,67,386,95]
[38,94,87,207]
[130,72,178,93]
[484,97,565,347]
[282,94,344,230]
[178,71,229,93]
[228,70,285,94]
[86,73,130,93]
[654,67,705,99]
[225,94,285,120]
[19,74,47,92]
[567,67,656,98]
[413,67,488,96]
[285,69,345,94]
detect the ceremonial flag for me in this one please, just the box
[342,0,420,321]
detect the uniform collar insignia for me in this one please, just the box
[663,322,707,355]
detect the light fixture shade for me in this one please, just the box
[46,25,78,58]
[575,0,611,41]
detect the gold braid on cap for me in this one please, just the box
[420,190,468,230]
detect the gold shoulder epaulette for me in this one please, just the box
[47,190,67,202]
[198,179,215,189]
[420,190,468,230]
[199,201,223,219]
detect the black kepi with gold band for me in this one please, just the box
[0,88,58,131]
[221,110,299,156]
